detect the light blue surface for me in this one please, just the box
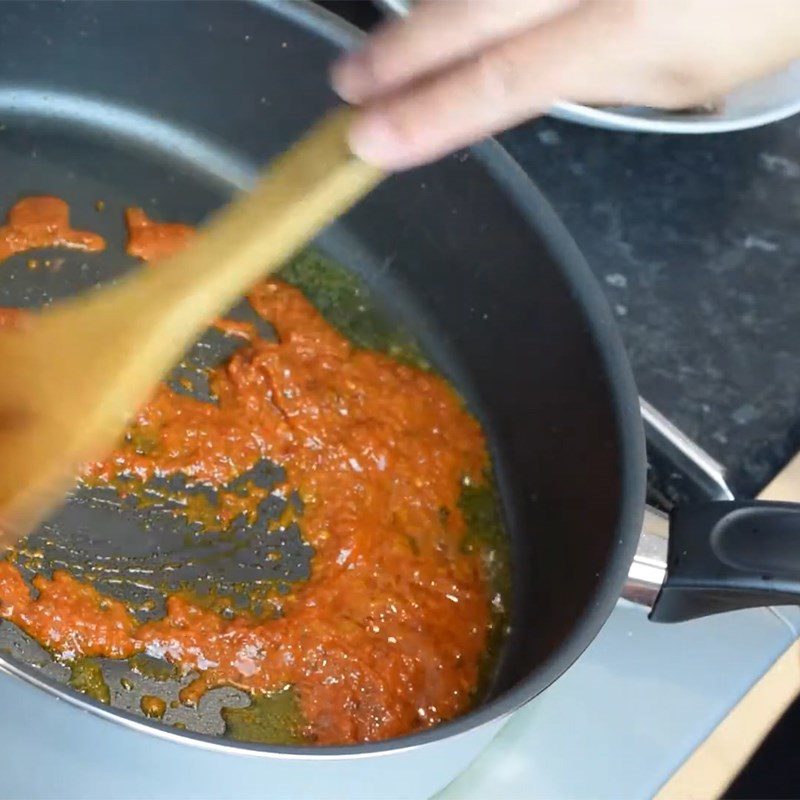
[0,670,502,800]
[770,605,800,635]
[1,601,794,800]
[439,602,796,800]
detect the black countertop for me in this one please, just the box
[326,1,800,498]
[500,118,800,496]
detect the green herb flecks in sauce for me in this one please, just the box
[129,653,180,682]
[222,687,309,745]
[68,658,111,705]
[459,477,511,697]
[279,251,429,369]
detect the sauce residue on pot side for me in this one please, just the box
[140,695,167,719]
[0,307,29,329]
[0,196,105,261]
[125,206,194,261]
[0,202,507,745]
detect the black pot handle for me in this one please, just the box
[650,501,800,623]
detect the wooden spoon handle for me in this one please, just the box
[0,107,382,541]
[131,106,383,327]
[63,106,383,351]
[41,105,383,428]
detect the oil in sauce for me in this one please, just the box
[0,200,510,745]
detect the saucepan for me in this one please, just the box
[0,3,799,799]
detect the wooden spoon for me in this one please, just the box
[0,107,383,546]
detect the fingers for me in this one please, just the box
[331,0,579,104]
[340,0,800,170]
[345,4,636,170]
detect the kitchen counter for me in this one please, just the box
[500,118,800,496]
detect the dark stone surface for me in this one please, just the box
[500,119,800,496]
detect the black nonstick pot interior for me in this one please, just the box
[0,0,645,750]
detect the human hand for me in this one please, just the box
[331,0,800,169]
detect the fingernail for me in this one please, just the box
[347,112,405,170]
[330,54,369,104]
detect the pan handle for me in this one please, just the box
[649,501,800,622]
[626,502,800,622]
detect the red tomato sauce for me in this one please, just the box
[0,204,496,745]
[0,308,28,329]
[125,207,194,261]
[0,196,105,261]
